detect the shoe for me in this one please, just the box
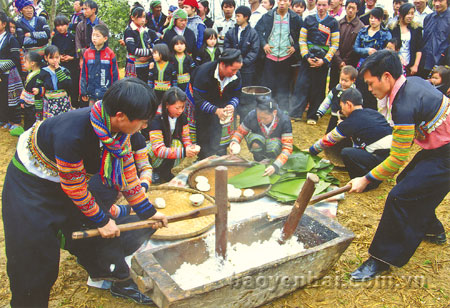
[350,257,390,281]
[2,123,11,129]
[9,125,24,136]
[110,279,154,305]
[290,117,302,122]
[306,119,317,125]
[424,232,447,244]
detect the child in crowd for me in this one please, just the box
[7,18,27,79]
[0,11,23,134]
[124,6,158,83]
[170,35,195,92]
[385,38,407,72]
[80,24,119,107]
[148,87,200,183]
[52,15,79,107]
[148,43,177,102]
[291,0,306,17]
[19,51,42,130]
[429,65,450,96]
[316,65,358,133]
[195,28,221,66]
[35,45,72,119]
[229,96,293,177]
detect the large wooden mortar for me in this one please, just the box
[131,206,354,308]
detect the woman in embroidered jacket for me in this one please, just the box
[148,87,200,183]
[15,0,50,55]
[228,96,293,176]
[2,78,168,307]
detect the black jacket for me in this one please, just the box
[254,8,302,59]
[224,24,260,73]
[390,23,423,69]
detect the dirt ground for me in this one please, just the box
[0,115,449,308]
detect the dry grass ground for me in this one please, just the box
[0,114,449,308]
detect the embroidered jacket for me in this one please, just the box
[31,108,156,227]
[148,61,177,92]
[0,33,22,72]
[172,54,196,91]
[124,23,158,61]
[232,109,293,171]
[35,66,72,95]
[195,46,221,66]
[367,77,450,182]
[149,114,192,159]
[300,14,340,65]
[16,15,50,49]
[80,43,119,100]
[317,83,355,117]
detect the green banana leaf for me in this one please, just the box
[281,152,316,173]
[268,179,331,203]
[228,164,272,189]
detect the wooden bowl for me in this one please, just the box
[118,186,215,240]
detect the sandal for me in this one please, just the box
[307,119,317,125]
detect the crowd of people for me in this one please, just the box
[0,0,449,306]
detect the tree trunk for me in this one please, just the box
[49,0,58,38]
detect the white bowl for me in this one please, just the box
[189,194,205,207]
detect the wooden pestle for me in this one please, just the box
[214,166,228,260]
[278,173,319,244]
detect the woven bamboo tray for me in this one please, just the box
[187,161,271,202]
[119,186,215,240]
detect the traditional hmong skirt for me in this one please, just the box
[147,138,183,169]
[43,90,71,119]
[184,83,196,143]
[7,67,23,107]
[20,89,35,107]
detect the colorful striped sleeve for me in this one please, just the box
[299,27,309,58]
[309,127,346,155]
[317,89,334,117]
[231,122,250,144]
[120,152,156,219]
[149,129,185,159]
[55,157,109,227]
[366,124,414,181]
[181,124,193,148]
[324,31,340,64]
[273,133,293,171]
[133,148,152,186]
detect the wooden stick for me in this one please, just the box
[279,173,319,244]
[308,184,351,205]
[72,205,217,239]
[215,166,228,260]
